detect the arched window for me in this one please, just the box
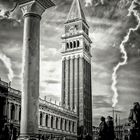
[19,107,21,122]
[51,116,54,128]
[46,115,48,127]
[69,121,71,132]
[40,112,43,126]
[72,122,75,133]
[70,42,73,49]
[74,41,76,48]
[11,104,15,121]
[60,118,63,130]
[77,40,80,47]
[66,43,69,49]
[65,120,67,131]
[56,117,58,129]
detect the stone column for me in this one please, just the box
[66,120,69,132]
[79,56,84,126]
[70,121,72,133]
[8,102,11,121]
[3,99,7,117]
[70,58,74,110]
[53,116,56,129]
[15,104,17,121]
[62,119,65,131]
[18,1,55,139]
[48,115,51,128]
[74,56,79,113]
[58,117,61,130]
[65,58,70,109]
[61,58,66,106]
[17,105,20,123]
[42,113,46,127]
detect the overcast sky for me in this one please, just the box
[0,0,140,126]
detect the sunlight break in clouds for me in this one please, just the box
[111,0,140,108]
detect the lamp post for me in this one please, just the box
[17,0,55,139]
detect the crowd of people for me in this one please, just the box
[0,102,140,140]
[128,102,140,140]
[0,123,17,140]
[98,102,140,140]
[98,116,115,140]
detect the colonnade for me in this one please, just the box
[39,112,77,134]
[6,101,21,123]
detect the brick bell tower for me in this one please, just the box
[61,0,93,136]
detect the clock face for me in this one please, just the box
[69,25,78,34]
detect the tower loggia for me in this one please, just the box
[61,0,93,135]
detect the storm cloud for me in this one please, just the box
[0,0,140,126]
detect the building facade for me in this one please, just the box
[61,0,92,137]
[0,0,92,139]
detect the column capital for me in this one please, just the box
[19,0,55,17]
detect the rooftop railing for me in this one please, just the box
[39,98,77,116]
[8,87,21,95]
[0,80,8,87]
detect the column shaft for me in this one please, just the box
[3,100,7,117]
[61,59,65,106]
[48,115,51,128]
[20,14,40,136]
[70,58,74,110]
[79,57,84,126]
[43,113,46,127]
[65,59,70,108]
[53,116,56,129]
[8,102,11,121]
[68,59,70,109]
[74,57,79,113]
[17,105,20,123]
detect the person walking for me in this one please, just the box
[106,116,115,140]
[128,102,140,140]
[98,116,108,140]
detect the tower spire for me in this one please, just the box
[66,0,86,23]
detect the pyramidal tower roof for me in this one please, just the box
[66,0,86,23]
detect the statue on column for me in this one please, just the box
[128,102,140,140]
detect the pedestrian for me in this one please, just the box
[98,116,108,140]
[85,133,92,140]
[128,102,140,140]
[106,116,115,140]
[1,123,9,140]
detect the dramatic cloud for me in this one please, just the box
[0,0,140,126]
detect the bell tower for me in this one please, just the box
[61,0,92,135]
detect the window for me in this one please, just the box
[40,112,43,126]
[46,115,48,127]
[70,42,73,48]
[77,40,80,47]
[51,116,54,128]
[60,118,63,130]
[69,121,71,131]
[65,120,67,131]
[74,41,76,48]
[72,122,75,132]
[19,107,21,122]
[11,104,15,121]
[56,117,59,129]
[66,43,69,49]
